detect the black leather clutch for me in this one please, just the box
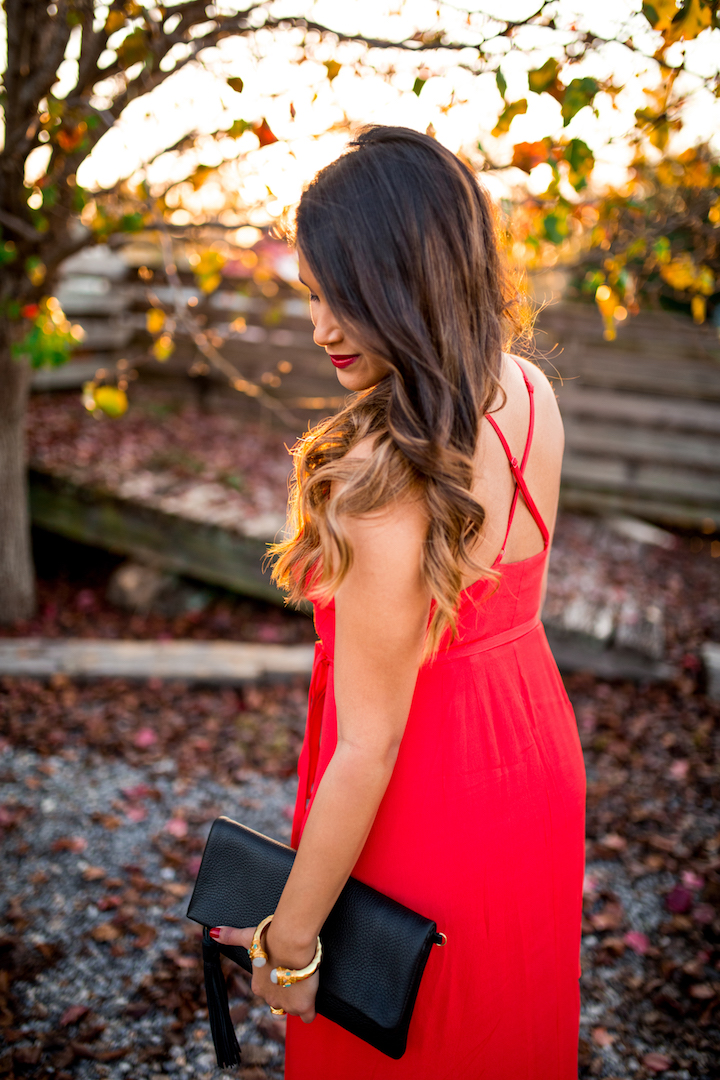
[186,816,443,1063]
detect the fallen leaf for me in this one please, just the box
[668,759,689,780]
[590,901,624,931]
[121,784,154,801]
[692,903,715,924]
[133,727,158,749]
[624,930,651,954]
[666,886,693,913]
[599,832,627,851]
[90,922,122,943]
[162,882,189,898]
[124,805,147,823]
[13,1044,42,1065]
[82,866,107,881]
[688,982,716,999]
[591,1026,615,1047]
[164,818,188,839]
[60,1004,91,1026]
[51,836,87,853]
[643,1052,672,1072]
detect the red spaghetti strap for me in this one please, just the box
[485,364,548,558]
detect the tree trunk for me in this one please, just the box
[0,327,36,623]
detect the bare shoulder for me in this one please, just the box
[334,438,428,596]
[506,354,564,443]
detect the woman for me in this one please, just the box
[211,125,586,1078]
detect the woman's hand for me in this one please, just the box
[209,926,318,1023]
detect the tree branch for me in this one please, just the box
[0,208,44,243]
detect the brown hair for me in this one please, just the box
[271,125,525,654]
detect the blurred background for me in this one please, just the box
[1,2,719,1078]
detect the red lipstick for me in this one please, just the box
[329,354,359,369]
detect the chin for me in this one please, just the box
[335,361,388,393]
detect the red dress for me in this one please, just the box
[285,369,586,1079]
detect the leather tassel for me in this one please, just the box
[202,927,241,1068]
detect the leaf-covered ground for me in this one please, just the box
[1,664,718,1079]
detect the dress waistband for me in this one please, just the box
[434,615,541,663]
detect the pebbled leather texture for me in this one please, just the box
[187,817,440,1059]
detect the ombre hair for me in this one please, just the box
[270,125,527,655]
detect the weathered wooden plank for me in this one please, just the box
[0,634,674,685]
[559,488,719,529]
[32,358,110,391]
[545,357,720,401]
[28,468,285,605]
[555,386,720,435]
[702,643,720,701]
[563,419,720,471]
[537,303,720,360]
[544,629,675,682]
[561,454,720,505]
[0,638,315,682]
[55,290,130,317]
[70,319,134,350]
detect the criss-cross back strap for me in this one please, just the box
[485,364,549,562]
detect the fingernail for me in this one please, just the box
[209,928,221,940]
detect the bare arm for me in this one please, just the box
[213,495,430,1018]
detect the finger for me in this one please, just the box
[209,926,254,948]
[299,1008,316,1024]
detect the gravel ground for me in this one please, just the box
[1,745,295,1080]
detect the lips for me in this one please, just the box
[329,354,359,369]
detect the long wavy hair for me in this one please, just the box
[270,125,526,655]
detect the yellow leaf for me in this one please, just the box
[227,77,244,93]
[94,386,128,418]
[595,284,618,318]
[642,0,680,32]
[324,60,341,82]
[492,99,528,137]
[199,272,222,294]
[696,265,715,295]
[691,294,707,323]
[105,11,125,35]
[664,0,713,42]
[146,308,166,335]
[152,333,175,362]
[28,262,46,286]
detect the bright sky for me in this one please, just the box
[21,1,720,218]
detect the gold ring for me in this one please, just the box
[270,1006,286,1016]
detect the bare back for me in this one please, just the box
[462,354,564,586]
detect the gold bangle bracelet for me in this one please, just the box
[271,935,323,988]
[248,914,274,968]
[249,914,323,987]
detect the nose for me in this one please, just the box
[312,305,344,348]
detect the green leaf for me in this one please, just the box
[495,69,507,99]
[491,99,527,137]
[117,28,148,69]
[226,118,252,138]
[227,77,244,93]
[412,77,427,97]
[563,138,595,190]
[543,212,569,244]
[561,78,599,126]
[528,58,560,95]
[119,212,145,233]
[0,241,17,267]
